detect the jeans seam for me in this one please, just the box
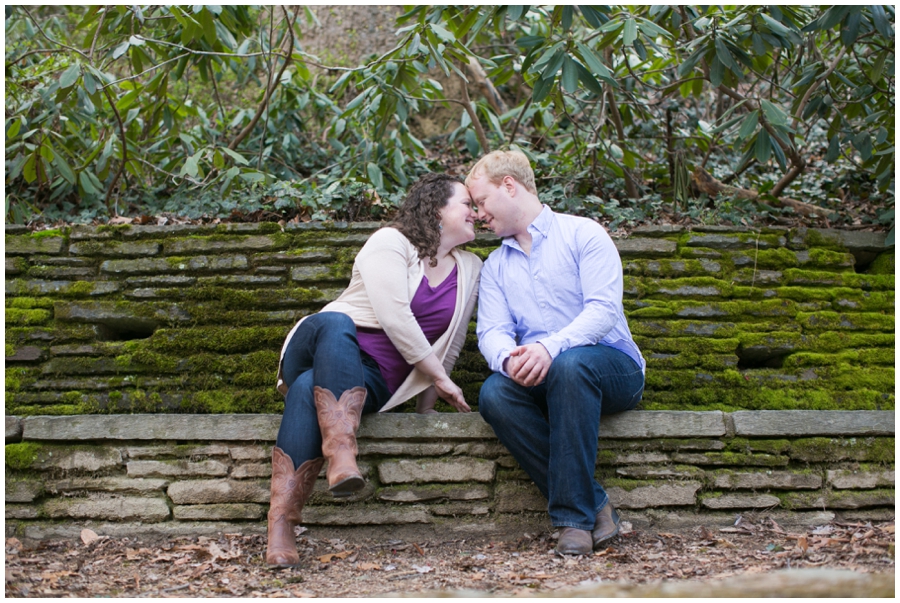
[555,521,594,531]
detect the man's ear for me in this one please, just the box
[502,175,517,197]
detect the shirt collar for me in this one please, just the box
[528,204,554,237]
[501,204,554,251]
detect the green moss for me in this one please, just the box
[791,437,895,463]
[726,438,791,455]
[841,273,894,291]
[95,223,133,235]
[6,297,56,309]
[807,248,855,268]
[798,311,894,332]
[596,449,618,465]
[5,308,52,326]
[804,229,846,250]
[328,246,358,279]
[147,326,287,355]
[5,442,43,470]
[774,287,835,302]
[30,228,65,239]
[5,367,38,394]
[151,286,324,309]
[115,350,179,373]
[867,252,894,275]
[634,336,739,355]
[184,388,283,414]
[750,248,800,270]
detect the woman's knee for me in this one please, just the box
[314,311,356,333]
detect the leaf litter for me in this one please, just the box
[4,519,893,597]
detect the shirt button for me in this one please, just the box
[540,303,546,308]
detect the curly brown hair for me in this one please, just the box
[388,172,462,267]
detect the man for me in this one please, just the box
[467,150,645,556]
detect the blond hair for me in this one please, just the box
[466,150,537,195]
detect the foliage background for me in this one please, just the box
[4,5,894,235]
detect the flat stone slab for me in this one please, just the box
[733,411,895,436]
[608,482,702,509]
[23,414,282,441]
[614,238,677,257]
[42,496,171,522]
[358,414,497,440]
[702,493,781,509]
[378,458,496,484]
[600,411,726,438]
[304,506,431,525]
[15,410,890,444]
[167,479,269,505]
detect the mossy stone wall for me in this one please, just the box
[5,222,894,416]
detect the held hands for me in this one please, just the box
[505,343,552,387]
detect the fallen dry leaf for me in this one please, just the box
[797,536,809,554]
[80,529,99,546]
[358,562,381,571]
[317,550,354,563]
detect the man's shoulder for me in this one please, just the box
[552,210,606,232]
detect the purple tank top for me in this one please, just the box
[357,264,458,393]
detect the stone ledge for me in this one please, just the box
[15,410,894,442]
[732,411,895,436]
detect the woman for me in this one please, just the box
[266,173,482,566]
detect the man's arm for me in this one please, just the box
[537,221,623,359]
[475,258,518,376]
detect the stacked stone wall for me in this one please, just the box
[5,223,894,416]
[5,411,893,539]
[4,222,894,537]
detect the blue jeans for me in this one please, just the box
[478,343,644,530]
[276,312,391,469]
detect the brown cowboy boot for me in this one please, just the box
[265,447,324,567]
[314,386,366,497]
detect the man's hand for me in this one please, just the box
[506,343,552,387]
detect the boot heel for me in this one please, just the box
[329,475,365,497]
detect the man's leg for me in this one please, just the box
[544,344,644,530]
[478,372,552,501]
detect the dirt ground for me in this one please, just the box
[4,517,894,598]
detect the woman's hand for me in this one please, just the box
[415,353,471,413]
[433,375,471,413]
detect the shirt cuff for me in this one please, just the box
[537,336,564,360]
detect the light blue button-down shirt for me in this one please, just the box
[476,205,645,376]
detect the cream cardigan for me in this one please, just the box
[276,227,482,412]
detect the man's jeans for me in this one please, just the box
[479,343,644,530]
[276,312,391,469]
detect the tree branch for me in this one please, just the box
[791,45,848,132]
[100,85,128,212]
[228,7,299,151]
[458,69,491,154]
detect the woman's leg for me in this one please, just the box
[276,312,367,467]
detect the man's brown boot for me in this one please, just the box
[265,447,324,567]
[314,386,367,497]
[556,527,593,556]
[592,502,620,549]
